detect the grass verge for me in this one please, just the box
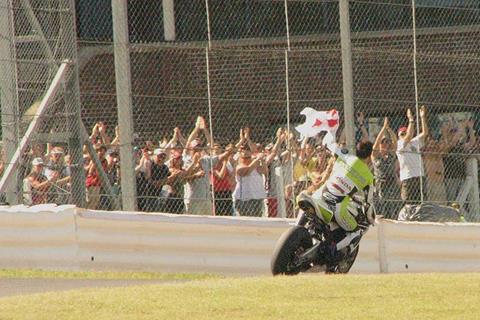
[0,268,218,281]
[0,273,479,319]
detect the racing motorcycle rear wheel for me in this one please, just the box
[271,226,313,275]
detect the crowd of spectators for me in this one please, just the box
[14,109,480,219]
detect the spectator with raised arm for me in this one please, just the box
[164,150,187,214]
[211,143,235,216]
[396,106,428,204]
[166,127,187,148]
[183,116,232,215]
[86,144,109,210]
[235,127,258,154]
[104,149,120,208]
[372,117,400,218]
[264,128,287,217]
[135,145,153,211]
[233,144,267,217]
[90,122,111,147]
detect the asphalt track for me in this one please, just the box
[0,279,170,298]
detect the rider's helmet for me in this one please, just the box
[356,141,373,159]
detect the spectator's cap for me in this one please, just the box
[32,157,44,166]
[172,150,182,159]
[153,148,167,156]
[398,127,408,135]
[51,148,64,155]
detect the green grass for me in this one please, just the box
[0,268,218,281]
[0,273,479,320]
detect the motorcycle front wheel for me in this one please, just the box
[271,226,313,276]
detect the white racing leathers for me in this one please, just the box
[311,144,374,251]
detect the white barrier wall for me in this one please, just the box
[75,210,290,274]
[379,220,480,273]
[0,206,480,274]
[0,205,77,269]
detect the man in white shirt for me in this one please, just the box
[396,106,428,204]
[183,116,232,215]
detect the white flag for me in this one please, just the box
[295,108,339,143]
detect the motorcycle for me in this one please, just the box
[270,192,373,275]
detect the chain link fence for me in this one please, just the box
[0,0,85,208]
[1,0,479,221]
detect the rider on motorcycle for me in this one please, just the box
[297,140,375,263]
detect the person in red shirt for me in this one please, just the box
[85,145,108,209]
[211,144,235,216]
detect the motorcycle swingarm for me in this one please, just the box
[297,242,323,265]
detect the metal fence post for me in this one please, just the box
[275,166,286,218]
[112,0,137,211]
[64,0,87,208]
[377,220,388,273]
[0,0,19,204]
[467,157,479,222]
[162,0,176,41]
[339,0,355,150]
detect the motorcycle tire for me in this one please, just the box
[271,226,313,276]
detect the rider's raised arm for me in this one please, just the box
[324,134,348,161]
